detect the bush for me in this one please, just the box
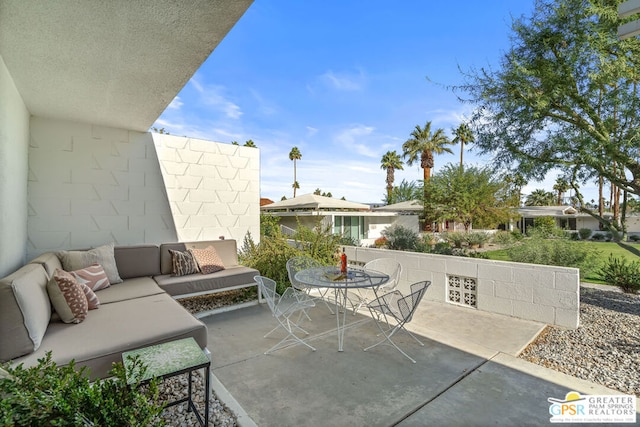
[466,231,490,247]
[374,236,387,248]
[578,228,592,240]
[511,229,524,240]
[492,231,514,246]
[598,255,640,293]
[592,233,605,241]
[529,216,558,238]
[506,237,600,279]
[380,225,419,251]
[444,231,467,248]
[0,353,164,426]
[630,235,640,242]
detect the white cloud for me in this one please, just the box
[166,96,183,110]
[320,69,366,91]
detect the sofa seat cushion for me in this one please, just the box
[154,266,259,297]
[95,277,165,304]
[11,293,207,380]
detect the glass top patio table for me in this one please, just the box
[295,266,389,351]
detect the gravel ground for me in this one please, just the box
[519,285,640,397]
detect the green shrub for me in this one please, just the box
[506,238,600,279]
[578,228,592,240]
[444,231,467,248]
[598,255,640,293]
[592,233,605,241]
[529,216,558,238]
[492,231,514,246]
[510,229,524,240]
[630,235,640,242]
[0,353,164,426]
[381,225,419,251]
[466,231,491,247]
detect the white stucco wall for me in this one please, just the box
[0,55,30,277]
[152,134,260,243]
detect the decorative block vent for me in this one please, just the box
[447,275,477,308]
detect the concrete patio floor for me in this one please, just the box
[203,299,636,426]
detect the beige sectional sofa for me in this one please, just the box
[0,239,259,379]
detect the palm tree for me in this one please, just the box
[389,179,421,203]
[380,151,404,204]
[401,121,453,183]
[525,189,556,206]
[289,147,302,197]
[244,139,256,148]
[553,178,570,205]
[452,123,474,170]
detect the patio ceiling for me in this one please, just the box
[0,0,253,131]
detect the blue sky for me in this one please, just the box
[153,1,596,204]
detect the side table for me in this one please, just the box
[122,337,210,427]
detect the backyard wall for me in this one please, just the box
[0,55,30,277]
[346,246,580,328]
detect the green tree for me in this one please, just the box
[402,121,453,183]
[452,122,474,170]
[244,139,257,147]
[460,0,640,237]
[389,179,422,203]
[380,150,404,204]
[289,147,302,197]
[553,177,570,205]
[525,189,556,206]
[423,164,514,230]
[503,172,527,207]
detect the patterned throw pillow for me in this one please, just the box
[189,246,225,274]
[46,268,89,324]
[169,249,200,276]
[71,263,110,291]
[58,243,123,284]
[81,283,100,310]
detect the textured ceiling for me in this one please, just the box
[0,0,253,131]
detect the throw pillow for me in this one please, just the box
[189,246,225,274]
[169,249,200,276]
[71,263,110,291]
[47,268,89,324]
[81,283,100,310]
[58,243,123,284]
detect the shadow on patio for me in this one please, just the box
[203,300,632,427]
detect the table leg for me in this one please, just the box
[334,287,349,352]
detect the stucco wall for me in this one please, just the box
[152,134,260,243]
[345,246,580,328]
[0,55,30,277]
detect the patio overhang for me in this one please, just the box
[0,0,253,131]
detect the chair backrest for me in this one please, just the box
[286,256,322,290]
[364,258,402,289]
[254,275,278,312]
[397,280,431,323]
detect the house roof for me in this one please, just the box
[260,193,371,212]
[373,200,423,212]
[0,0,253,131]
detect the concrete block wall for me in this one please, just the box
[346,246,580,328]
[152,134,260,243]
[27,119,260,260]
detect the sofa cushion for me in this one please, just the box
[169,249,200,276]
[189,246,225,274]
[28,252,63,278]
[58,243,123,284]
[47,269,89,324]
[95,277,165,304]
[81,284,100,310]
[160,240,240,275]
[154,265,259,297]
[11,293,208,380]
[72,264,110,291]
[114,245,161,279]
[0,263,51,361]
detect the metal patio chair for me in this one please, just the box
[363,280,431,363]
[286,256,335,316]
[254,275,317,354]
[350,258,403,314]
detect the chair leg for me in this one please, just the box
[264,316,316,354]
[363,319,418,363]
